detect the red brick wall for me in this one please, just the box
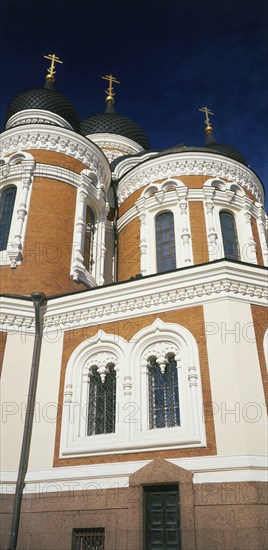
[1,177,87,296]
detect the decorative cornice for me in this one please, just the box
[5,109,74,131]
[117,152,264,206]
[0,262,267,333]
[0,125,111,191]
[86,133,144,163]
[112,151,158,179]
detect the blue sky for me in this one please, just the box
[1,0,267,206]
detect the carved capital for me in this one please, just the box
[87,352,118,383]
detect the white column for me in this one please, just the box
[136,200,147,276]
[176,187,192,264]
[71,177,88,280]
[255,202,268,266]
[95,206,108,286]
[7,160,35,267]
[242,198,257,264]
[203,186,219,261]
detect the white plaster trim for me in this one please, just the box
[112,151,158,179]
[60,330,128,456]
[0,262,267,333]
[255,202,268,266]
[0,125,111,191]
[60,320,205,457]
[264,329,268,372]
[34,163,81,187]
[135,183,193,275]
[87,133,144,161]
[5,109,74,131]
[117,152,264,206]
[127,319,206,450]
[203,188,258,264]
[116,185,252,233]
[70,170,107,285]
[0,153,35,267]
[1,455,266,493]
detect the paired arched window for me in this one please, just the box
[61,321,205,457]
[155,211,176,273]
[87,363,116,436]
[220,210,240,261]
[0,186,16,251]
[148,353,180,429]
[84,206,95,271]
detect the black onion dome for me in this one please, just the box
[81,112,150,149]
[5,88,80,132]
[205,142,247,165]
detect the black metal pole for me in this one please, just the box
[7,292,46,550]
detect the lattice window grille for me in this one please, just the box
[72,528,105,550]
[0,186,17,251]
[84,206,95,271]
[155,210,177,273]
[87,359,117,436]
[147,352,180,430]
[220,210,240,260]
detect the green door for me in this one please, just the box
[144,485,180,550]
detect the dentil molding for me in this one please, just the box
[5,109,74,131]
[0,125,111,191]
[0,262,267,333]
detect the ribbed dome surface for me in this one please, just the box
[81,112,150,149]
[205,142,247,165]
[5,88,81,132]
[160,142,247,166]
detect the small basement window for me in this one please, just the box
[72,528,105,550]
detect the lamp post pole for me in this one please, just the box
[7,292,46,550]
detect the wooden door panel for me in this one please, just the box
[144,486,180,550]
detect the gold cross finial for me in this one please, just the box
[44,53,63,83]
[101,74,120,103]
[199,106,214,128]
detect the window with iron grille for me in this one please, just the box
[155,211,176,273]
[84,206,95,271]
[72,528,105,550]
[87,364,116,436]
[148,354,180,429]
[0,186,16,251]
[220,210,240,261]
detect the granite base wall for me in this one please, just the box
[1,461,267,550]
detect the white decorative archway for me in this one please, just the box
[60,330,129,457]
[128,319,206,450]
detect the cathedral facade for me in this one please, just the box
[0,63,267,550]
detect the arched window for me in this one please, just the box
[0,186,16,251]
[87,363,116,436]
[155,211,176,272]
[84,206,95,271]
[148,353,180,429]
[220,210,240,260]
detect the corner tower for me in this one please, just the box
[0,56,111,296]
